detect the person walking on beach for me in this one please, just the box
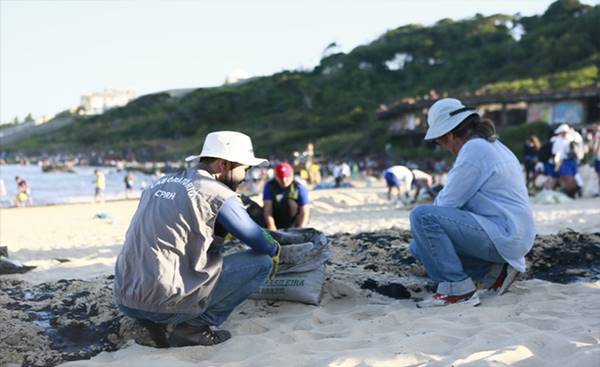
[410,98,535,308]
[263,162,310,230]
[114,131,281,347]
[383,165,413,202]
[124,171,134,198]
[94,170,106,203]
[14,176,31,207]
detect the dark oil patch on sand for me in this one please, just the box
[1,229,599,366]
[329,228,600,283]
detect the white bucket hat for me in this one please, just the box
[554,123,570,134]
[185,131,267,166]
[424,98,479,141]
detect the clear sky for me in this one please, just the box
[1,0,597,123]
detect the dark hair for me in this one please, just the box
[199,156,219,165]
[528,135,541,150]
[450,114,497,142]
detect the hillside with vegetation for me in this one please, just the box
[6,0,600,160]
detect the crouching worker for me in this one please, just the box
[263,162,310,230]
[410,99,535,308]
[114,131,281,347]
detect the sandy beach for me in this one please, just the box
[1,181,599,366]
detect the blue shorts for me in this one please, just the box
[544,162,558,178]
[558,159,578,177]
[384,171,401,187]
[595,159,600,173]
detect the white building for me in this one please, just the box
[80,89,136,115]
[34,114,54,125]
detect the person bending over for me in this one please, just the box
[114,131,281,347]
[410,98,535,308]
[411,168,436,202]
[383,165,413,202]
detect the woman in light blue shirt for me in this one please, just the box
[410,98,535,308]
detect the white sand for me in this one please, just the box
[60,280,600,367]
[1,183,600,366]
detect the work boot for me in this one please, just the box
[137,319,170,348]
[166,323,232,347]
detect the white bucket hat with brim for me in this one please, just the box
[185,131,267,166]
[424,98,479,141]
[554,123,570,134]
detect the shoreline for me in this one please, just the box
[0,195,141,210]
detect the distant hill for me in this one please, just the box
[6,0,599,160]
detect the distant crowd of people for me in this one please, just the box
[523,123,600,198]
[93,169,153,203]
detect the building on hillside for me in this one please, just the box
[34,114,54,125]
[377,87,600,135]
[79,89,136,115]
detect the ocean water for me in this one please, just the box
[0,164,157,206]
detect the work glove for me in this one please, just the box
[270,241,281,280]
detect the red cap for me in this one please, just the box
[275,162,293,180]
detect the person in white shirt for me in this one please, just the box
[411,169,435,202]
[552,124,584,197]
[383,165,413,201]
[333,161,351,188]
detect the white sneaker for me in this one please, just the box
[488,264,519,295]
[416,290,480,308]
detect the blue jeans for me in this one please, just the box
[119,250,272,327]
[409,205,505,295]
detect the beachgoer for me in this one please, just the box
[332,161,350,187]
[538,135,557,190]
[523,135,541,189]
[595,125,600,197]
[14,176,31,207]
[114,131,280,347]
[410,98,535,308]
[411,169,435,202]
[553,124,583,197]
[0,178,7,197]
[383,165,413,201]
[308,162,321,184]
[124,171,134,198]
[94,170,106,203]
[263,162,310,230]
